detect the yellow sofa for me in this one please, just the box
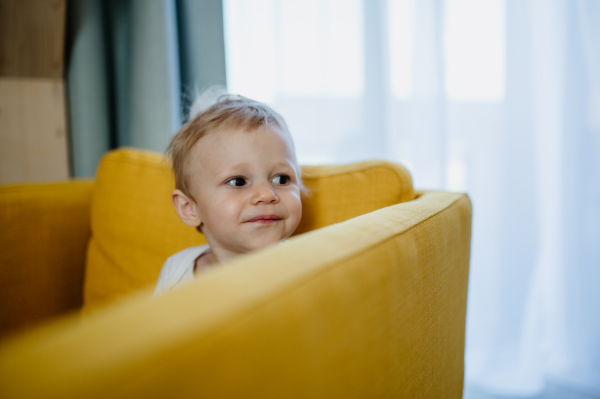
[0,148,472,398]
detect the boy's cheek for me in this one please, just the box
[285,194,302,223]
[282,185,302,200]
[212,190,243,204]
[220,197,248,219]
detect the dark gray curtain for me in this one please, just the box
[66,0,226,177]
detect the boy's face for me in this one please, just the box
[181,126,302,258]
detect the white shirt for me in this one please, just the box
[153,244,211,296]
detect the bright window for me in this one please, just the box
[388,0,415,99]
[444,0,506,101]
[223,0,364,103]
[224,0,505,103]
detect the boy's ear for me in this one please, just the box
[171,189,202,228]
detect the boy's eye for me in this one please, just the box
[225,177,247,187]
[271,175,290,185]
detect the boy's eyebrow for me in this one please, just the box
[213,161,297,179]
[228,162,250,170]
[212,163,250,179]
[272,162,296,170]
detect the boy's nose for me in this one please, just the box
[251,182,279,204]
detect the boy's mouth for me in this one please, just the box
[245,215,282,224]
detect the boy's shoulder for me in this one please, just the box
[165,244,210,264]
[154,244,210,296]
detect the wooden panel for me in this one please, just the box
[0,0,66,78]
[0,77,70,183]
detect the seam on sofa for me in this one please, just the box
[350,193,470,251]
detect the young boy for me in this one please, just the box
[154,93,303,295]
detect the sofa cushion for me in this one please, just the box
[0,180,93,336]
[83,148,414,309]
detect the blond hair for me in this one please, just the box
[167,94,298,200]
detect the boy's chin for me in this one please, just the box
[244,235,287,252]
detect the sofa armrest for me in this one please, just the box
[0,180,94,338]
[0,190,471,398]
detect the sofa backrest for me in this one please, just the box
[84,148,414,309]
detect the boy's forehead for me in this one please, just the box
[191,125,293,155]
[187,125,297,173]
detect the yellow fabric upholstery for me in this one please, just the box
[0,190,471,398]
[83,149,204,309]
[0,148,471,398]
[84,148,414,309]
[296,161,414,234]
[0,180,93,337]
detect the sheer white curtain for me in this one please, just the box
[223,0,600,396]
